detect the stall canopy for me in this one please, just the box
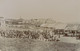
[41,23,67,30]
[40,24,56,28]
[55,23,67,29]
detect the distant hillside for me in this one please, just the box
[5,18,80,30]
[26,18,56,27]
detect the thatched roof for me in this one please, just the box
[65,24,79,30]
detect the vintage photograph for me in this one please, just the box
[0,0,80,51]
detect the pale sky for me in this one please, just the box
[0,0,80,23]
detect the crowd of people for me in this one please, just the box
[0,29,60,41]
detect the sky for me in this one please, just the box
[0,0,80,23]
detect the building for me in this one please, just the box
[54,23,67,34]
[65,24,79,37]
[5,18,27,28]
[0,17,5,30]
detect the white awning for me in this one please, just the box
[55,23,67,29]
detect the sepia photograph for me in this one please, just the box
[0,0,80,51]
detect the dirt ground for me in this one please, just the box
[0,37,79,51]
